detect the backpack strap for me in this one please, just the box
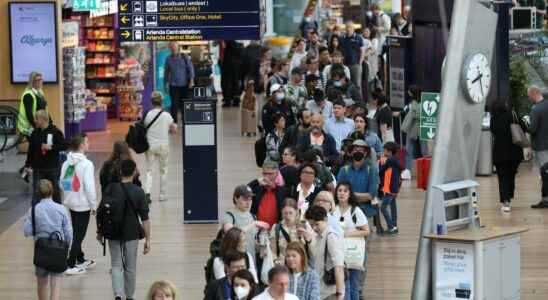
[226,211,236,225]
[31,203,37,237]
[351,206,357,225]
[120,183,143,228]
[145,110,164,131]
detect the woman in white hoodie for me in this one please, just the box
[60,133,97,275]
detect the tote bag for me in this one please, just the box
[344,237,366,270]
[510,111,530,148]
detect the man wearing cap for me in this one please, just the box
[337,139,380,215]
[306,89,333,120]
[248,162,287,227]
[262,84,295,134]
[324,100,355,153]
[222,185,270,256]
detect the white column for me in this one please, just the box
[392,0,402,14]
[265,0,276,37]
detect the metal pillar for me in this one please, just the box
[411,1,498,299]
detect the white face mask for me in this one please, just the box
[366,11,373,18]
[234,286,250,299]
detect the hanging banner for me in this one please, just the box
[90,0,118,18]
[155,44,172,108]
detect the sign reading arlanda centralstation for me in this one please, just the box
[118,0,261,42]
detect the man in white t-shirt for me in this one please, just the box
[252,265,299,300]
[144,91,177,202]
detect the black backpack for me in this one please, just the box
[126,110,163,154]
[96,184,126,240]
[254,136,266,167]
[204,212,235,284]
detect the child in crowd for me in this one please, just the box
[379,142,402,235]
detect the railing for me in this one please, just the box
[0,105,22,153]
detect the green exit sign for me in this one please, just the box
[73,0,98,11]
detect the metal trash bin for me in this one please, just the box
[476,113,493,176]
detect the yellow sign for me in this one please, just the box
[120,3,128,12]
[121,16,129,24]
[121,30,131,39]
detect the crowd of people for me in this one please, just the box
[14,2,548,300]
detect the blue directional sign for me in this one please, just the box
[118,0,261,42]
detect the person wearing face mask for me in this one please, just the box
[297,113,338,167]
[252,265,299,300]
[348,113,382,157]
[205,250,249,300]
[279,109,312,154]
[323,51,351,83]
[326,72,363,108]
[232,270,259,300]
[305,57,325,91]
[337,140,381,234]
[262,84,295,134]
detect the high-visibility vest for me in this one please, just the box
[17,90,46,136]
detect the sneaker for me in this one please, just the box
[19,167,30,183]
[387,228,399,235]
[501,202,511,213]
[65,266,86,275]
[77,259,96,269]
[531,201,548,209]
[401,169,412,180]
[115,297,122,300]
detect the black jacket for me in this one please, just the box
[261,100,296,134]
[490,111,524,164]
[529,99,548,152]
[248,179,287,220]
[279,125,309,157]
[26,124,67,171]
[297,131,339,165]
[204,277,233,300]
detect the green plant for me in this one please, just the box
[509,56,532,116]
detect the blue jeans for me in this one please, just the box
[345,269,364,300]
[405,135,429,170]
[381,194,397,230]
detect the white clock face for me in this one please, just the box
[462,53,491,104]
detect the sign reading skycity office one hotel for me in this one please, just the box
[118,0,260,42]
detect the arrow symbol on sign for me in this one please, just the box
[120,16,130,25]
[121,30,131,39]
[120,3,128,11]
[427,128,435,139]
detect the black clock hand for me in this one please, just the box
[479,76,484,97]
[471,73,483,84]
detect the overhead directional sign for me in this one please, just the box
[118,0,261,42]
[420,92,440,141]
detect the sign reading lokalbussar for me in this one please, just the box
[118,0,260,42]
[9,2,59,83]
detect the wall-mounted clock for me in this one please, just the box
[461,52,491,104]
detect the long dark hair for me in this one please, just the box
[232,269,258,299]
[334,180,359,208]
[219,227,244,258]
[328,35,342,53]
[104,141,132,178]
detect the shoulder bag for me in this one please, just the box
[510,111,530,148]
[32,204,69,273]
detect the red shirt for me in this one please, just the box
[257,189,279,227]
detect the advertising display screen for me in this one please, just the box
[9,2,59,83]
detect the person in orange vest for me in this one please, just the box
[379,142,402,235]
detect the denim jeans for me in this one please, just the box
[381,194,397,230]
[405,135,429,171]
[345,269,363,300]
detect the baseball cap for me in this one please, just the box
[233,184,254,198]
[270,83,282,95]
[349,139,370,150]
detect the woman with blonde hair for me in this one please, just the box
[147,280,178,300]
[23,179,72,300]
[18,71,48,137]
